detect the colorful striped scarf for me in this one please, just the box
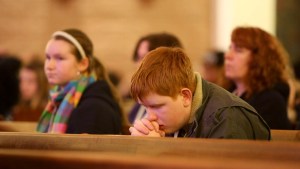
[36,74,96,133]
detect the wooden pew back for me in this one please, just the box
[0,148,299,169]
[0,121,37,132]
[0,132,299,159]
[271,129,300,141]
[1,121,299,142]
[0,132,300,168]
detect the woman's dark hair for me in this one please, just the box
[132,32,183,62]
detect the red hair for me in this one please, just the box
[131,47,195,101]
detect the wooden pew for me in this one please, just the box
[271,129,300,141]
[0,121,299,142]
[0,132,300,169]
[0,148,299,169]
[0,121,37,132]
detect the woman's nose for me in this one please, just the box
[225,50,233,60]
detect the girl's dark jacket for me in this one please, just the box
[66,80,122,134]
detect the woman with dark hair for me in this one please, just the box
[224,26,292,129]
[37,28,127,134]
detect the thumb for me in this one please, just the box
[158,130,166,137]
[151,121,159,132]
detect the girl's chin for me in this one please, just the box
[48,80,57,85]
[48,80,63,86]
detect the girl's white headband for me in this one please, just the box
[52,31,86,59]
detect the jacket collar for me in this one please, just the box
[188,72,203,123]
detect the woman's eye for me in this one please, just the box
[235,47,244,53]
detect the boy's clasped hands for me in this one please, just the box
[129,118,165,137]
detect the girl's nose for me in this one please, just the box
[46,58,55,69]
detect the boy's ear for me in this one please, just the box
[180,88,193,107]
[78,58,89,72]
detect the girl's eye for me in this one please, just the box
[54,55,64,61]
[49,53,65,61]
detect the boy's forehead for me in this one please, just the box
[138,92,159,103]
[137,92,174,105]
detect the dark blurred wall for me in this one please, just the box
[276,0,300,67]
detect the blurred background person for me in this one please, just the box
[12,58,49,121]
[0,54,21,120]
[292,61,300,129]
[224,26,294,129]
[200,50,234,91]
[132,32,183,67]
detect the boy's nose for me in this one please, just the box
[146,109,158,121]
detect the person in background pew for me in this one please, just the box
[12,58,49,121]
[224,26,293,129]
[37,28,127,134]
[0,54,21,120]
[200,50,234,91]
[291,61,300,129]
[129,47,270,139]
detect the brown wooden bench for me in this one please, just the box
[271,129,300,141]
[0,147,299,169]
[1,121,300,142]
[0,121,37,132]
[0,132,299,169]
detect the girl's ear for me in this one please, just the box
[180,88,193,107]
[78,57,89,72]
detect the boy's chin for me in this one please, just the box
[164,128,174,134]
